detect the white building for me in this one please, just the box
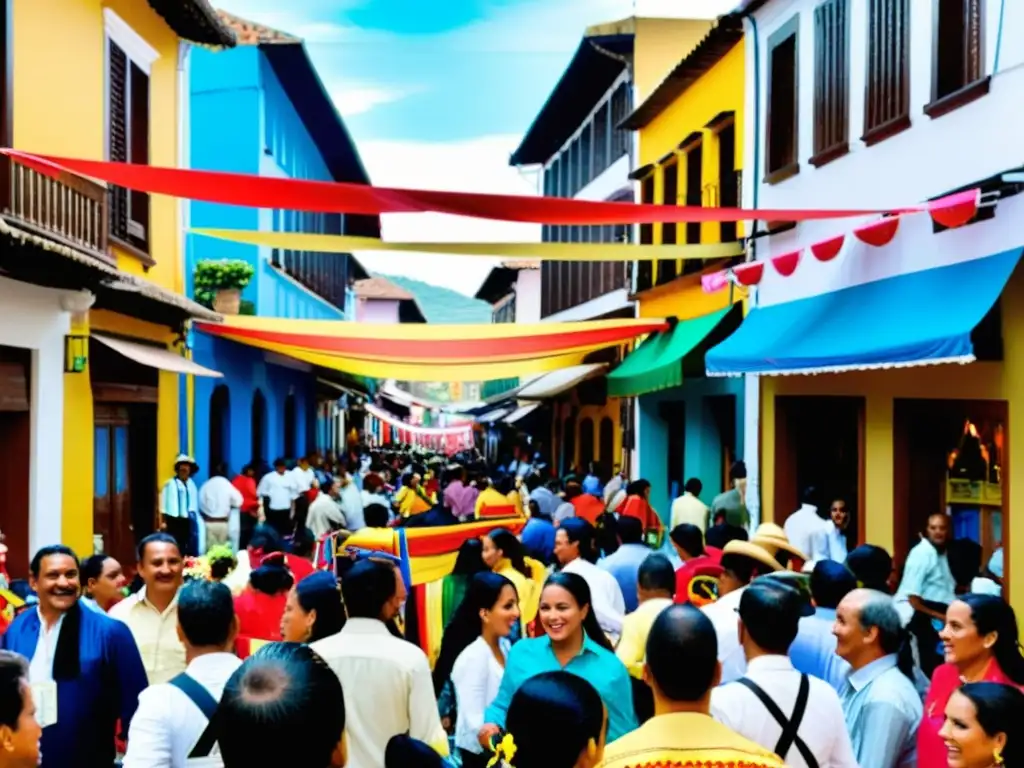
[708,0,1024,569]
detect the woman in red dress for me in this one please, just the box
[918,594,1024,767]
[234,550,295,643]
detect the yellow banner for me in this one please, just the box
[192,229,744,262]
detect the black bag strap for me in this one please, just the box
[735,674,818,768]
[168,673,220,758]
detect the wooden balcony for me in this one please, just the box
[0,154,112,264]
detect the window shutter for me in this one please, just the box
[128,62,150,248]
[108,40,129,242]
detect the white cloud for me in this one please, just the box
[328,85,412,116]
[353,135,541,297]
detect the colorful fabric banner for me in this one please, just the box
[193,229,744,261]
[5,149,935,225]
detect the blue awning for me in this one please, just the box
[706,247,1022,376]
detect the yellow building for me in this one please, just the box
[8,0,234,566]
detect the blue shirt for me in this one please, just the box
[789,608,851,693]
[520,517,556,564]
[841,654,922,768]
[483,634,638,742]
[1,603,148,768]
[598,543,651,612]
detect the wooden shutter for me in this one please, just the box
[864,0,910,143]
[108,40,129,242]
[812,0,850,166]
[128,62,149,249]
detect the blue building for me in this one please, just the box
[185,12,377,480]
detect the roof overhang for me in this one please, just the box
[474,265,518,303]
[146,0,236,47]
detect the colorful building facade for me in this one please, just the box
[186,12,376,482]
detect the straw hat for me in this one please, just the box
[721,540,783,573]
[750,522,808,562]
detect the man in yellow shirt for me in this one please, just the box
[615,554,674,680]
[600,604,784,768]
[670,478,710,533]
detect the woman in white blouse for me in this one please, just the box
[433,572,520,768]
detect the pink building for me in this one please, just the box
[353,277,427,324]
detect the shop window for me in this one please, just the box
[766,16,800,183]
[864,0,911,145]
[811,0,850,167]
[926,0,988,119]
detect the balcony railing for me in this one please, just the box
[0,155,112,263]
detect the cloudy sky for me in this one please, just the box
[215,0,733,294]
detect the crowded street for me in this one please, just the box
[0,0,1022,767]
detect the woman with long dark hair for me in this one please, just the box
[481,529,545,635]
[432,573,520,768]
[941,682,1024,768]
[491,671,606,768]
[478,572,636,751]
[919,594,1024,766]
[233,537,295,642]
[280,571,345,643]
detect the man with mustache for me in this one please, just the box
[0,545,147,767]
[110,533,187,684]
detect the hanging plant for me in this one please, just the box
[194,259,255,314]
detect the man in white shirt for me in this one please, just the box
[711,578,858,768]
[312,559,448,768]
[123,580,242,768]
[290,456,319,532]
[307,479,347,538]
[671,478,710,533]
[160,455,200,556]
[702,540,782,684]
[198,465,243,551]
[555,518,626,641]
[257,458,298,538]
[783,486,831,570]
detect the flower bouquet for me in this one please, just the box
[184,545,238,583]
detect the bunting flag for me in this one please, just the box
[193,229,744,261]
[5,148,941,225]
[196,316,667,363]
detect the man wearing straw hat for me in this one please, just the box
[160,454,200,556]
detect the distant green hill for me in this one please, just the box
[375,273,491,324]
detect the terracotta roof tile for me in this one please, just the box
[354,277,415,301]
[215,9,301,45]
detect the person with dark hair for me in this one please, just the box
[711,577,857,768]
[199,462,243,552]
[480,572,637,748]
[845,544,894,593]
[615,479,662,542]
[701,539,782,684]
[443,465,478,522]
[826,498,852,562]
[312,559,448,766]
[669,524,723,607]
[437,573,518,768]
[234,537,295,643]
[568,480,605,524]
[895,512,957,678]
[110,532,187,684]
[257,458,299,539]
[556,518,625,641]
[219,643,347,768]
[123,580,241,767]
[481,529,544,634]
[160,454,200,556]
[833,589,921,768]
[710,460,748,529]
[1,545,146,768]
[79,554,125,613]
[593,511,620,558]
[519,500,556,565]
[918,593,1024,767]
[290,455,321,534]
[363,503,390,528]
[783,485,831,569]
[617,555,675,676]
[601,605,784,768]
[280,571,345,644]
[307,478,348,539]
[231,464,260,550]
[384,734,445,768]
[495,671,607,768]
[789,560,857,692]
[598,515,650,612]
[671,477,709,533]
[0,650,41,768]
[705,519,748,549]
[941,681,1024,768]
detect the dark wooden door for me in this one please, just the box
[94,406,133,566]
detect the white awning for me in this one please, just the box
[517,364,605,400]
[504,403,540,424]
[476,407,513,424]
[93,334,223,378]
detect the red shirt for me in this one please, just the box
[570,494,605,524]
[617,495,661,531]
[286,555,315,582]
[234,588,287,642]
[232,475,259,516]
[675,547,724,605]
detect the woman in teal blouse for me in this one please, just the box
[480,571,637,747]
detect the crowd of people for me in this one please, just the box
[0,446,1021,768]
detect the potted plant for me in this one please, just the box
[193,259,255,314]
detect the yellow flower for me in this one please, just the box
[487,733,518,767]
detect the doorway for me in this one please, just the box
[708,395,737,493]
[251,389,266,467]
[0,347,30,576]
[774,396,864,545]
[659,401,685,501]
[578,418,595,469]
[283,392,297,460]
[209,384,230,472]
[599,417,614,474]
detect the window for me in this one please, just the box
[812,0,850,167]
[718,123,739,243]
[636,175,655,292]
[864,0,910,144]
[580,125,592,188]
[685,141,703,246]
[105,10,156,257]
[661,160,678,246]
[927,0,988,118]
[766,16,799,183]
[594,103,610,175]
